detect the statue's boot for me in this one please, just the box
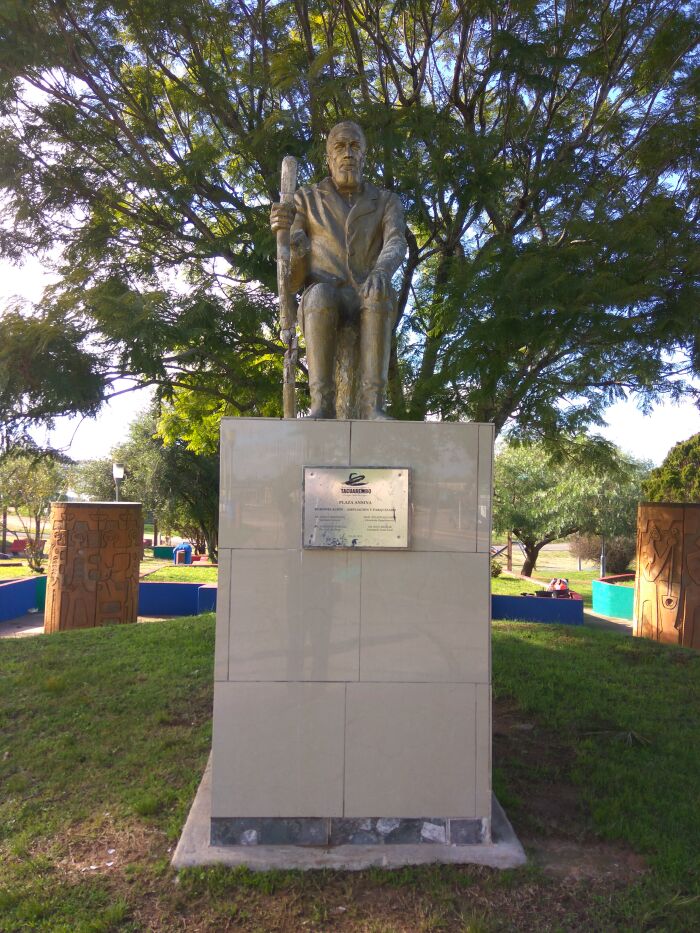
[304,308,337,418]
[359,305,394,421]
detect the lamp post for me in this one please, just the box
[112,462,125,502]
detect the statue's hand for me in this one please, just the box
[361,270,391,302]
[290,229,310,256]
[270,202,295,233]
[280,326,297,346]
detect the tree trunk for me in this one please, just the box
[153,516,159,547]
[25,514,45,573]
[387,338,407,418]
[506,531,512,572]
[521,542,544,578]
[205,525,218,564]
[407,330,442,420]
[1,508,7,554]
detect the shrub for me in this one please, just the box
[570,534,636,574]
[490,559,503,578]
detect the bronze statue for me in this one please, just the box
[270,122,407,420]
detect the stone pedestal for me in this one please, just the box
[635,502,700,649]
[44,502,142,633]
[211,418,493,847]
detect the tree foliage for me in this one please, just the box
[71,457,115,503]
[0,0,697,437]
[74,407,220,559]
[0,450,68,570]
[643,431,700,502]
[0,308,105,440]
[493,438,648,574]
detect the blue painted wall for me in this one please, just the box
[1,579,218,624]
[138,581,217,616]
[197,584,217,613]
[0,577,40,622]
[138,581,200,615]
[492,594,584,625]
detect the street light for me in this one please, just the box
[112,462,125,502]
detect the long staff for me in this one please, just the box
[277,155,298,418]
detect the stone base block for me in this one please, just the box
[211,815,489,847]
[173,756,526,871]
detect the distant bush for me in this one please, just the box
[490,559,503,578]
[570,534,636,575]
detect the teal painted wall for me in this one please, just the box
[592,578,634,620]
[35,575,47,611]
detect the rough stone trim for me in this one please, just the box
[211,816,489,847]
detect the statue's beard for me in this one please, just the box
[334,165,361,190]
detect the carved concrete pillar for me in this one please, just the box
[44,502,142,633]
[635,502,700,649]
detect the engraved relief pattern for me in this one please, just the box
[44,504,142,633]
[634,503,700,649]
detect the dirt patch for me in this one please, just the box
[494,699,586,838]
[163,864,648,933]
[528,839,648,882]
[494,697,647,884]
[34,813,169,877]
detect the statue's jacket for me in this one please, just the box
[289,176,407,307]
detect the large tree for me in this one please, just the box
[493,438,649,575]
[0,450,68,571]
[643,431,700,503]
[74,407,220,559]
[0,0,697,437]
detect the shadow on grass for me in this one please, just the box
[493,623,700,901]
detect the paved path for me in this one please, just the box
[583,609,633,635]
[0,612,44,638]
[0,612,179,638]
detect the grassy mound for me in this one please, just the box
[0,617,698,931]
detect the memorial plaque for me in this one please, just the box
[303,467,409,549]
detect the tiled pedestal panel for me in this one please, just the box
[211,418,493,846]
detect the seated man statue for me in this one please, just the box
[270,121,407,419]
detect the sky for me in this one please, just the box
[2,256,699,465]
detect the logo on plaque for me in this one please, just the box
[343,472,368,487]
[303,467,410,549]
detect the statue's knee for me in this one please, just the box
[303,283,339,315]
[362,294,394,316]
[361,282,395,317]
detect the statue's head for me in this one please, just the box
[326,121,366,192]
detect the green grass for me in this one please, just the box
[490,575,542,597]
[0,616,213,932]
[146,565,218,583]
[493,622,700,927]
[0,562,36,580]
[491,570,598,608]
[0,617,698,930]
